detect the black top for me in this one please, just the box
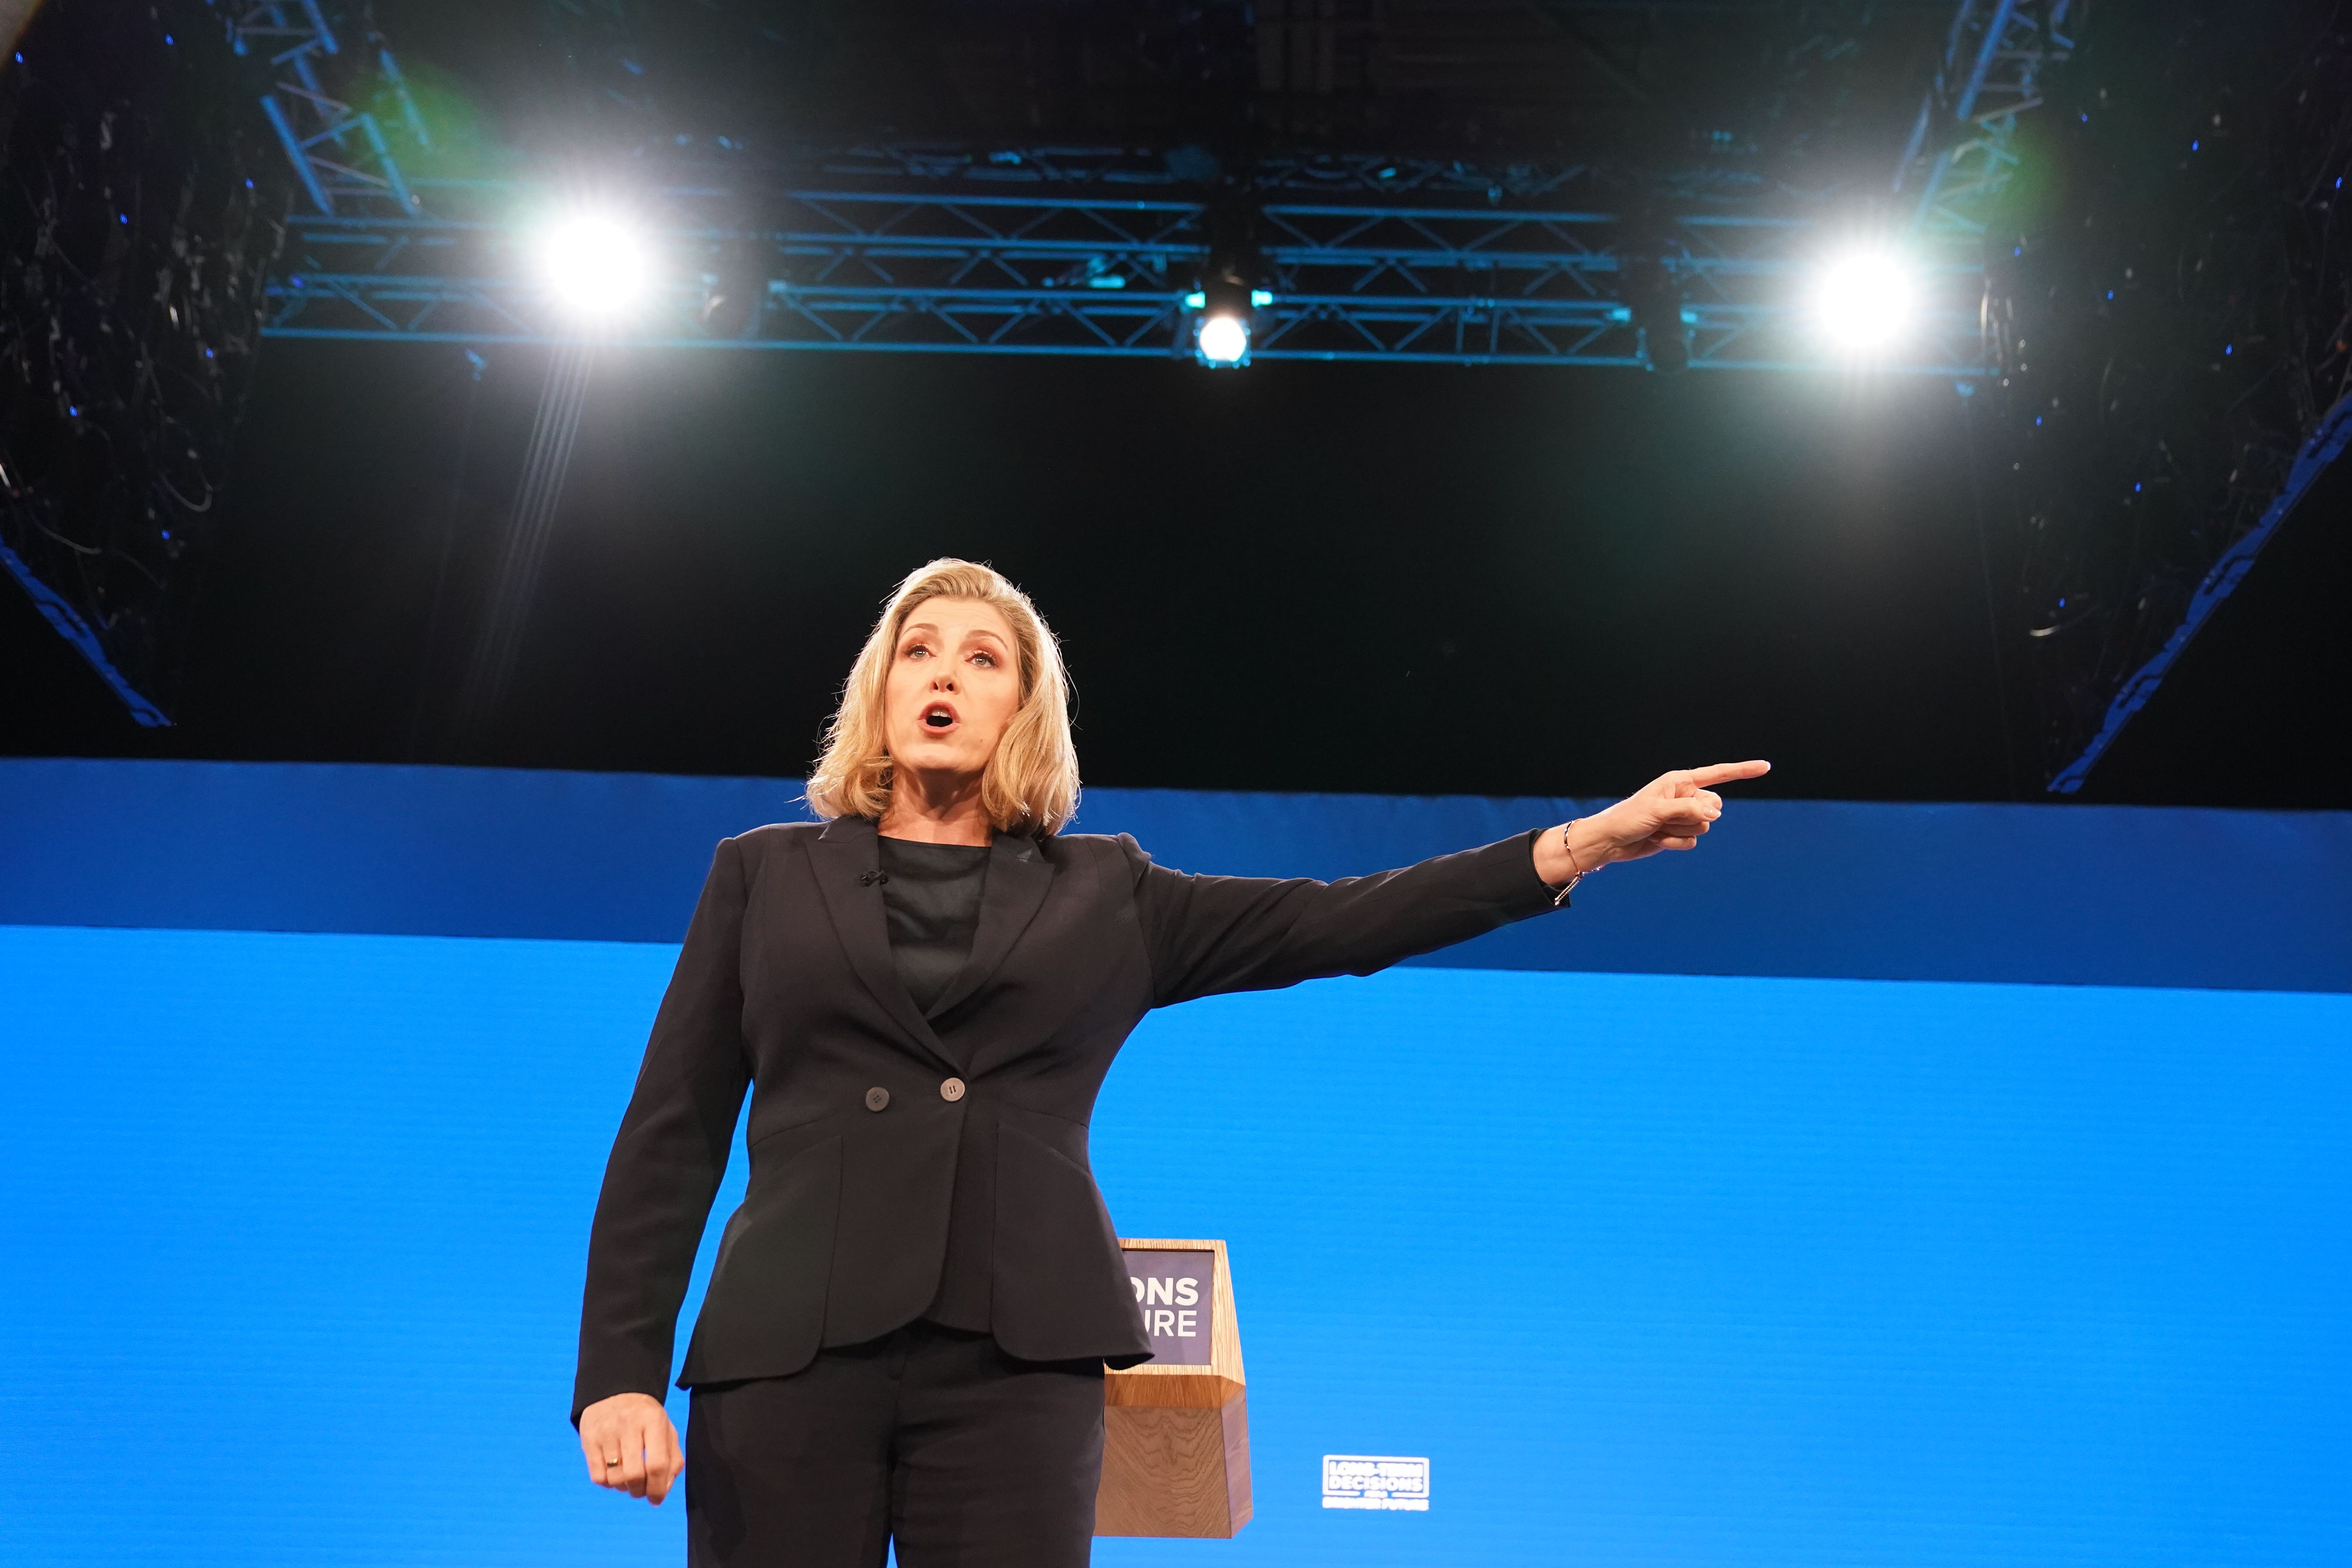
[877,837,991,1016]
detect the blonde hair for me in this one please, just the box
[805,559,1081,835]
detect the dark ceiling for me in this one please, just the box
[3,0,2345,811]
[408,0,1951,175]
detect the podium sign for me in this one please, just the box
[1127,1248,1214,1365]
[1094,1239,1252,1538]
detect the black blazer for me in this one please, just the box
[572,815,1559,1421]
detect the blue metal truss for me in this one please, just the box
[228,1,424,215]
[261,172,1989,372]
[244,0,2058,373]
[2045,394,2352,794]
[1895,0,2078,248]
[0,540,172,727]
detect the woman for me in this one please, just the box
[574,558,1767,1566]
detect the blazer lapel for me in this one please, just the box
[809,817,962,1073]
[925,831,1054,1021]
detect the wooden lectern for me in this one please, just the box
[1094,1238,1251,1538]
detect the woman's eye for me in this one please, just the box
[970,651,997,668]
[904,644,929,660]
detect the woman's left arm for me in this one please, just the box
[1129,760,1769,1007]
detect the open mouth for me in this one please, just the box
[921,702,959,732]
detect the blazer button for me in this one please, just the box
[864,1087,890,1112]
[939,1077,967,1103]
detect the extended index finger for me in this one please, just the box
[1689,760,1771,788]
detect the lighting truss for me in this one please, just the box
[1894,0,2078,248]
[228,1,425,215]
[262,173,1988,373]
[810,145,1604,203]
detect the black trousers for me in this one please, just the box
[685,1322,1104,1568]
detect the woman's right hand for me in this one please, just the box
[578,1392,684,1504]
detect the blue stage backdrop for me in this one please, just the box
[2,761,2346,1568]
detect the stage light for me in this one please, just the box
[538,212,655,319]
[1619,257,1690,374]
[1196,313,1250,365]
[1812,250,1917,355]
[1190,269,1261,367]
[699,240,766,339]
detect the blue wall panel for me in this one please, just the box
[3,924,2344,1567]
[4,758,2350,991]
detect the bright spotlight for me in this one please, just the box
[1812,250,1916,355]
[1196,312,1250,366]
[539,213,655,319]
